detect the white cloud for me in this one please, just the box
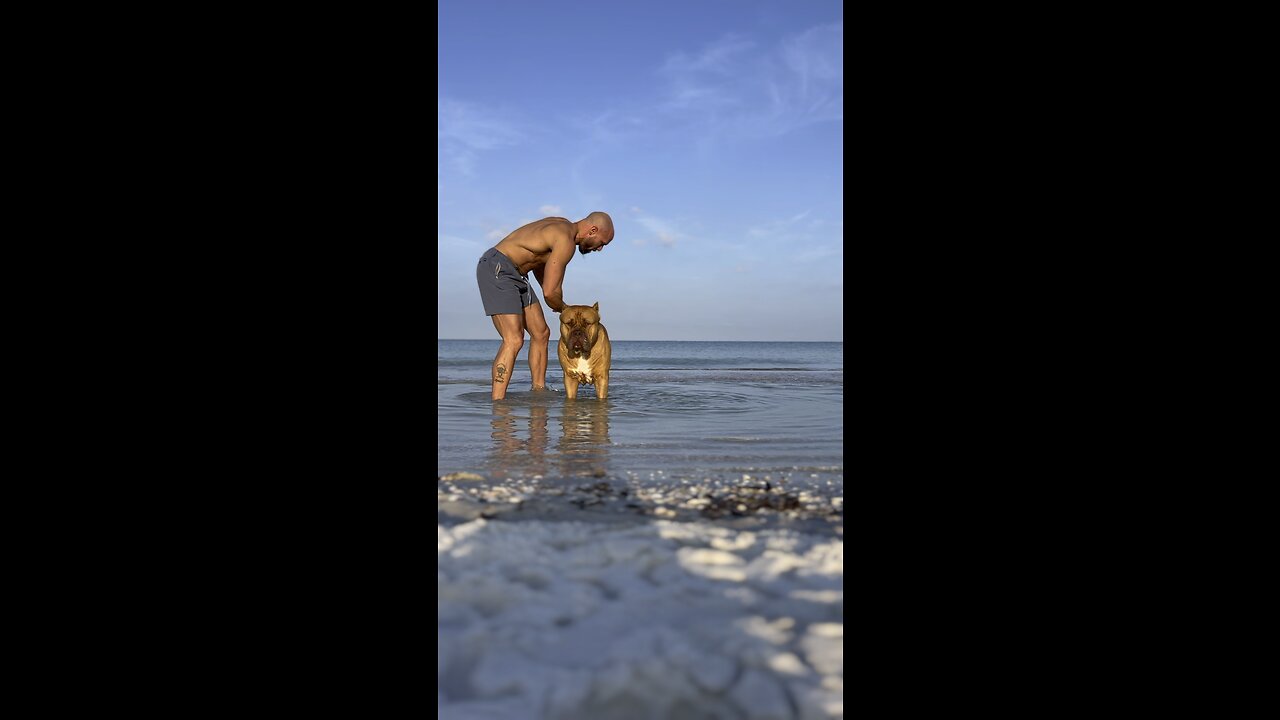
[796,245,841,263]
[438,98,523,149]
[743,211,843,268]
[634,213,681,248]
[481,220,533,243]
[438,98,524,176]
[661,34,756,75]
[747,211,810,239]
[539,205,562,215]
[438,233,484,254]
[653,24,843,140]
[568,110,646,146]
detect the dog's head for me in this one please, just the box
[560,302,603,357]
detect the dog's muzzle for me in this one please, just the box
[569,329,590,356]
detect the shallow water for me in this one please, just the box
[439,340,842,518]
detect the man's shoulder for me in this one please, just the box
[539,219,576,243]
[541,217,573,232]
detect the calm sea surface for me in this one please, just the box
[438,340,843,489]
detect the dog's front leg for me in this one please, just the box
[596,374,608,400]
[564,373,579,399]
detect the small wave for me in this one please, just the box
[609,363,829,368]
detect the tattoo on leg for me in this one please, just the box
[496,363,507,384]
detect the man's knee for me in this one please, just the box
[529,324,550,342]
[502,333,525,352]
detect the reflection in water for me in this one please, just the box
[486,401,550,479]
[485,398,612,480]
[527,403,548,477]
[558,399,612,477]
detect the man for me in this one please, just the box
[475,212,614,400]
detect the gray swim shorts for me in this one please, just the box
[477,247,536,316]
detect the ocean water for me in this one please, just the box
[438,339,843,490]
[438,340,845,716]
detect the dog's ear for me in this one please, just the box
[592,302,599,311]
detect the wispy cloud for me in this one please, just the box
[748,210,812,238]
[768,25,843,126]
[658,35,756,114]
[551,25,841,182]
[662,35,757,75]
[438,233,485,254]
[483,216,536,242]
[654,24,842,140]
[569,110,648,147]
[438,98,524,176]
[745,211,841,265]
[631,208,680,248]
[539,205,562,215]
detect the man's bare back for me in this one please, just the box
[493,218,577,275]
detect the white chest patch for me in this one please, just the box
[571,357,593,383]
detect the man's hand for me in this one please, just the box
[544,290,566,313]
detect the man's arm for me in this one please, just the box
[536,234,576,312]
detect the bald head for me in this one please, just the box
[576,211,615,255]
[582,212,614,240]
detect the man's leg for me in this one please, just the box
[490,313,526,400]
[524,297,551,390]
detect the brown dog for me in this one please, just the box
[557,302,611,399]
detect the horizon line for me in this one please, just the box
[437,338,843,343]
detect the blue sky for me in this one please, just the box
[439,0,843,341]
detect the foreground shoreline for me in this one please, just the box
[439,514,844,719]
[439,471,844,537]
